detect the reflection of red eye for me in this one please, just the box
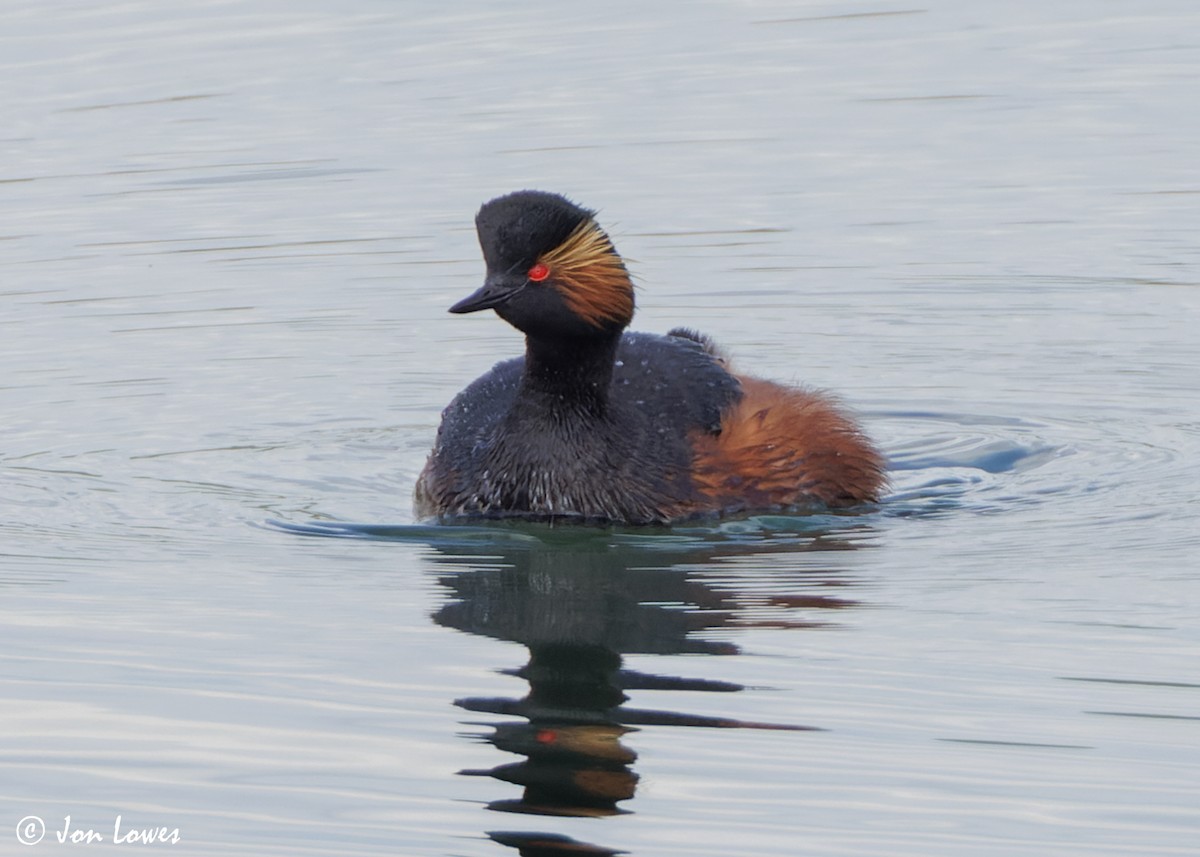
[527,263,550,282]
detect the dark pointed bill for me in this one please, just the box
[449,277,524,314]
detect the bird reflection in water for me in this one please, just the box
[427,522,869,855]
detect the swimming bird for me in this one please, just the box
[415,190,884,524]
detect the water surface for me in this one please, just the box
[2,2,1198,855]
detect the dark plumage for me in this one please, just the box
[414,190,885,524]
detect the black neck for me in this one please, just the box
[518,332,621,417]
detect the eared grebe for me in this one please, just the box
[414,190,885,524]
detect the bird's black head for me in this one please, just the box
[450,190,635,339]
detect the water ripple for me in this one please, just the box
[878,408,1196,540]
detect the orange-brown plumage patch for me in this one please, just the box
[689,376,885,512]
[538,219,634,328]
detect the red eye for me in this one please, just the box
[527,263,550,282]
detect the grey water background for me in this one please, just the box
[3,1,1198,855]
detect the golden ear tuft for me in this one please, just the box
[538,220,634,328]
